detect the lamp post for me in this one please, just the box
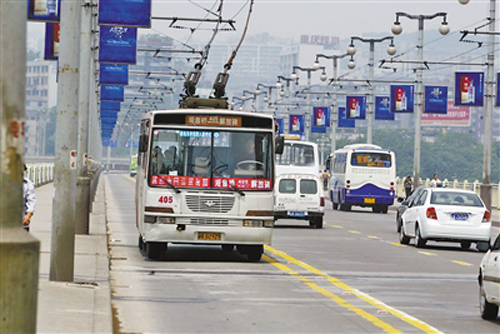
[290,66,327,140]
[345,36,396,145]
[458,0,494,211]
[313,53,349,155]
[392,12,449,188]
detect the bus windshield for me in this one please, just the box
[351,152,392,168]
[276,143,315,167]
[148,128,273,191]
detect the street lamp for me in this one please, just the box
[313,53,349,155]
[346,36,396,145]
[391,11,449,188]
[290,66,327,140]
[458,0,494,211]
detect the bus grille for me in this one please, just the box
[185,195,235,213]
[189,218,229,225]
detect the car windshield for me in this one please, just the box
[148,129,273,191]
[430,191,484,207]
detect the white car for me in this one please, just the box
[479,234,500,320]
[399,188,491,251]
[274,173,324,228]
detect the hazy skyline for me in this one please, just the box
[148,1,491,45]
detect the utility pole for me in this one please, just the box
[0,1,40,332]
[50,0,82,282]
[76,0,94,234]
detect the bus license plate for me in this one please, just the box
[198,232,222,241]
[364,198,375,204]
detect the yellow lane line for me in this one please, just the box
[265,246,445,334]
[331,225,343,228]
[392,243,407,247]
[368,235,379,239]
[262,254,403,334]
[349,230,361,234]
[418,251,437,256]
[452,260,473,266]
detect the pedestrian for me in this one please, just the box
[23,164,36,232]
[430,174,442,188]
[322,169,330,191]
[403,175,413,198]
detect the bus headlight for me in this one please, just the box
[144,215,156,224]
[264,220,274,228]
[243,220,263,227]
[158,217,176,224]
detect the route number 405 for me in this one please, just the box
[158,196,173,204]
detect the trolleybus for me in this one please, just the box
[135,105,281,261]
[326,144,396,213]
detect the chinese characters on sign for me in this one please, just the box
[185,115,242,127]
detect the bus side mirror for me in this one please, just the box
[139,134,148,153]
[275,136,284,155]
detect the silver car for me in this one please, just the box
[479,234,500,320]
[399,188,491,251]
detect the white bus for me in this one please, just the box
[135,105,281,261]
[275,136,321,177]
[326,144,396,213]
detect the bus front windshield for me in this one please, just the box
[149,129,273,191]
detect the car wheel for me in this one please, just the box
[315,217,323,229]
[246,245,263,262]
[396,215,402,233]
[415,225,426,248]
[480,283,499,320]
[477,242,490,253]
[399,223,410,245]
[460,241,471,250]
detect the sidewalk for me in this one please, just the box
[32,179,112,333]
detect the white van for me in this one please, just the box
[274,173,325,228]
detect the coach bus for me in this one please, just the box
[135,105,281,261]
[326,144,396,213]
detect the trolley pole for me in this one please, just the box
[50,0,82,282]
[0,1,40,332]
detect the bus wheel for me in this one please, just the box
[138,235,145,251]
[332,202,338,210]
[381,205,388,214]
[221,244,234,252]
[340,204,351,211]
[246,245,263,262]
[146,242,166,260]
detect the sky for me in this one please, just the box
[146,1,491,46]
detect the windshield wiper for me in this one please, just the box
[165,179,181,194]
[229,182,245,196]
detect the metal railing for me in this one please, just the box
[395,177,499,209]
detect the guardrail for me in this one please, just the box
[395,177,499,209]
[25,164,54,186]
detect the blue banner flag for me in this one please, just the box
[44,22,59,60]
[101,85,125,101]
[100,111,118,119]
[425,85,448,114]
[311,107,331,133]
[98,0,152,28]
[346,96,366,119]
[99,26,137,64]
[28,0,60,22]
[274,118,284,134]
[101,101,121,111]
[454,72,484,106]
[338,107,355,128]
[100,64,129,85]
[375,96,394,120]
[289,115,305,135]
[390,85,414,113]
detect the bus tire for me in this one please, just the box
[340,203,351,211]
[381,205,388,214]
[332,202,338,210]
[146,242,166,260]
[246,245,263,262]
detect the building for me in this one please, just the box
[25,59,58,156]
